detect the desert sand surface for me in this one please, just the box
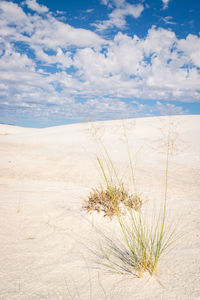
[0,115,200,300]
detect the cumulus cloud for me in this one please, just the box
[0,1,105,50]
[0,0,199,125]
[0,47,35,72]
[153,101,188,115]
[71,28,200,102]
[0,1,28,26]
[95,1,144,30]
[178,34,200,67]
[25,0,48,13]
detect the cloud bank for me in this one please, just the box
[0,0,199,125]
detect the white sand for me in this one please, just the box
[0,115,200,299]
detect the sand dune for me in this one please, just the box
[0,115,200,299]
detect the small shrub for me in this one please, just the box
[83,184,142,218]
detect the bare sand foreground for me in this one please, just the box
[0,115,200,300]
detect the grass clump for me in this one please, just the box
[83,184,142,218]
[85,118,180,278]
[97,208,177,277]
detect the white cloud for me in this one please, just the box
[85,9,94,13]
[178,34,200,68]
[95,2,144,30]
[162,0,170,10]
[25,0,49,13]
[0,1,105,50]
[0,0,199,124]
[101,0,109,5]
[162,16,176,25]
[112,0,126,8]
[101,0,127,8]
[99,4,143,30]
[0,1,27,24]
[127,3,144,18]
[153,101,188,115]
[0,47,35,71]
[28,17,105,50]
[72,27,200,102]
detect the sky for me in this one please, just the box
[0,0,200,127]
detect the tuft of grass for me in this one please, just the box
[86,118,181,278]
[96,208,179,277]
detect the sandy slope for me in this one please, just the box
[0,115,199,300]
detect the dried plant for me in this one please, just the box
[83,184,142,218]
[83,120,142,218]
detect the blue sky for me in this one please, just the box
[0,0,200,127]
